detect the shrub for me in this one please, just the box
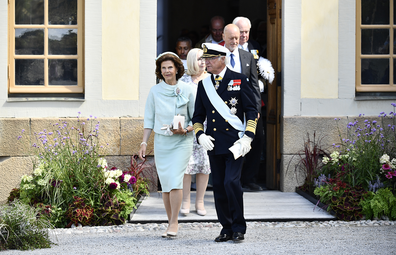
[0,200,53,251]
[66,196,95,227]
[360,188,396,220]
[288,132,327,194]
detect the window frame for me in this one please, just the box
[356,0,396,92]
[8,0,84,94]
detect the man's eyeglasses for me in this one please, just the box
[204,56,220,62]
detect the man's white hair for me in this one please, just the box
[232,17,251,29]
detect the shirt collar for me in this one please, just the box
[213,66,227,79]
[238,42,249,51]
[226,47,239,58]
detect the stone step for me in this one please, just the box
[129,190,335,223]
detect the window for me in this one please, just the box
[8,0,84,94]
[356,0,396,92]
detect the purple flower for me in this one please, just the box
[383,164,391,171]
[129,176,137,185]
[119,174,125,182]
[391,103,396,107]
[73,187,77,190]
[78,111,81,114]
[380,112,385,115]
[109,182,118,189]
[386,172,393,179]
[51,180,63,187]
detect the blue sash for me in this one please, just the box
[202,76,245,138]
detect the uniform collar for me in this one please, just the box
[213,66,227,79]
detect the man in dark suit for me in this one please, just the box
[193,43,258,243]
[233,17,262,59]
[223,24,263,192]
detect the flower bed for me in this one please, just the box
[4,113,151,235]
[295,103,396,221]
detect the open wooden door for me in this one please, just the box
[266,0,282,190]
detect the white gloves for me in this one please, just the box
[233,135,253,157]
[198,134,215,151]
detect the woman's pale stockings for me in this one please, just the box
[181,173,209,215]
[162,189,182,234]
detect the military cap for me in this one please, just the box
[201,43,228,58]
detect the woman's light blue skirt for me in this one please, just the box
[154,132,193,192]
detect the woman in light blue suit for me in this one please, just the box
[139,52,195,238]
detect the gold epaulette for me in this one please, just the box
[193,123,204,134]
[245,119,257,134]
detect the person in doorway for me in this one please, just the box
[180,48,211,216]
[223,24,263,192]
[193,43,258,243]
[175,37,192,71]
[195,16,225,47]
[233,17,262,60]
[139,52,196,238]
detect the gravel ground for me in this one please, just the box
[2,221,396,255]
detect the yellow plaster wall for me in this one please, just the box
[102,0,140,100]
[301,0,338,98]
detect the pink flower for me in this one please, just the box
[109,182,118,189]
[119,174,125,182]
[129,176,137,185]
[386,172,393,179]
[110,167,117,170]
[382,164,391,171]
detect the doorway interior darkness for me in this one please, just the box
[157,0,268,54]
[156,0,270,187]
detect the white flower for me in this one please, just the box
[380,154,390,164]
[98,158,108,169]
[340,154,349,160]
[390,158,396,169]
[115,181,121,189]
[37,179,47,186]
[22,184,35,190]
[21,174,33,183]
[105,177,115,185]
[123,174,132,183]
[322,156,329,165]
[114,170,123,178]
[330,151,340,160]
[33,163,45,176]
[104,171,111,178]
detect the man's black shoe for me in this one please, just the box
[214,234,232,242]
[232,232,244,242]
[243,183,263,191]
